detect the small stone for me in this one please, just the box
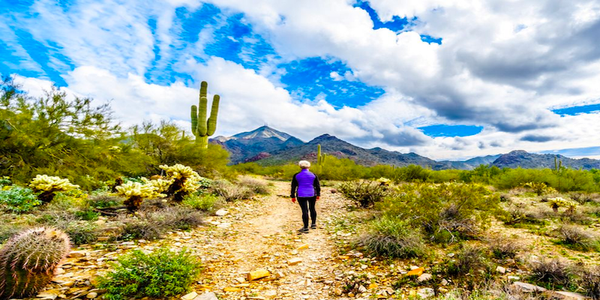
[507,275,520,281]
[291,250,298,255]
[512,282,546,293]
[417,288,435,298]
[406,267,424,276]
[215,209,228,216]
[217,222,231,228]
[288,257,302,265]
[86,292,98,299]
[297,244,309,250]
[496,266,506,274]
[418,273,433,282]
[546,291,587,300]
[358,285,367,293]
[368,283,378,289]
[223,287,242,292]
[181,291,198,300]
[247,269,271,281]
[68,251,86,258]
[441,279,449,286]
[334,288,343,296]
[193,292,218,300]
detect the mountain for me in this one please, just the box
[492,150,600,169]
[212,126,600,170]
[211,126,304,164]
[256,134,436,167]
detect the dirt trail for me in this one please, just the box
[192,181,349,299]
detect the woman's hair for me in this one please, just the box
[298,160,311,169]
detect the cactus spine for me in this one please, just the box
[0,227,71,299]
[191,81,220,148]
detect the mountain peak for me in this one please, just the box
[232,126,292,141]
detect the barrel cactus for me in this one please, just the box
[0,227,71,299]
[191,81,220,149]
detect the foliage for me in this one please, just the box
[117,206,204,240]
[159,164,203,201]
[579,265,600,300]
[0,227,70,299]
[183,193,224,212]
[0,186,41,213]
[360,216,426,258]
[547,197,578,214]
[441,245,491,278]
[338,180,391,208]
[99,248,201,300]
[555,225,600,251]
[523,182,556,196]
[380,183,499,243]
[237,175,270,195]
[487,236,521,260]
[528,259,575,289]
[211,179,253,202]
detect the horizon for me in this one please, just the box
[2,1,600,160]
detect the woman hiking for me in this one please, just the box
[290,160,321,234]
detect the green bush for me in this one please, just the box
[183,193,223,212]
[0,186,41,213]
[579,265,600,300]
[529,259,575,290]
[64,222,98,245]
[381,183,499,243]
[211,179,253,202]
[99,248,201,300]
[487,236,521,260]
[338,180,391,208]
[360,216,426,258]
[555,225,600,251]
[237,176,270,195]
[442,245,490,277]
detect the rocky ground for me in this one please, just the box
[27,181,595,300]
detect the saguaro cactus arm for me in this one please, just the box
[190,81,220,148]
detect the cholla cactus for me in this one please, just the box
[376,177,391,186]
[159,164,203,202]
[115,181,165,212]
[0,227,71,299]
[547,197,578,214]
[29,175,79,203]
[523,182,556,196]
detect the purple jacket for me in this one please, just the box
[290,169,321,198]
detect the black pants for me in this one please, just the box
[297,197,317,228]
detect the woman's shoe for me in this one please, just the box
[310,224,317,229]
[298,227,309,234]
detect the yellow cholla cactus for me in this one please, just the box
[376,177,391,186]
[115,181,163,198]
[159,164,204,201]
[160,164,198,180]
[29,175,79,192]
[547,197,578,213]
[141,177,173,194]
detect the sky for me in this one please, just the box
[1,0,600,160]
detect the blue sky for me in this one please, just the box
[2,0,600,159]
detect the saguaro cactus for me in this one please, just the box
[0,227,71,299]
[317,144,326,173]
[191,81,220,148]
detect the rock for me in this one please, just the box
[193,292,218,300]
[217,222,231,228]
[288,257,303,265]
[86,292,98,299]
[512,282,546,293]
[264,290,277,298]
[418,273,433,282]
[36,290,60,299]
[215,209,228,216]
[247,269,271,281]
[368,283,378,289]
[68,251,86,258]
[223,287,242,292]
[417,288,435,298]
[441,279,449,286]
[545,291,587,300]
[406,267,424,276]
[496,266,506,274]
[507,275,521,281]
[181,291,198,300]
[297,244,309,250]
[358,285,367,293]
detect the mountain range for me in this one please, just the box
[211,126,600,170]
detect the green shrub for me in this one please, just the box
[99,248,201,300]
[87,194,122,208]
[117,206,204,240]
[75,208,100,221]
[529,259,574,289]
[338,180,391,208]
[487,236,521,260]
[381,183,499,243]
[579,265,600,300]
[0,186,41,213]
[211,179,253,202]
[360,216,426,258]
[442,245,490,277]
[555,225,600,251]
[63,222,98,245]
[183,193,223,212]
[237,176,270,194]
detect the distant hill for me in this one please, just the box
[492,150,600,169]
[212,126,600,170]
[211,126,304,164]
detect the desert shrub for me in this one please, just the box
[0,223,25,243]
[118,219,162,240]
[529,259,574,289]
[211,179,253,202]
[117,206,203,240]
[442,245,491,277]
[149,206,204,231]
[74,208,100,221]
[183,193,224,212]
[381,183,499,243]
[555,225,600,251]
[488,236,521,260]
[237,175,270,195]
[63,222,98,245]
[360,216,426,258]
[99,248,201,300]
[87,194,122,208]
[579,265,600,300]
[338,180,391,208]
[0,186,41,213]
